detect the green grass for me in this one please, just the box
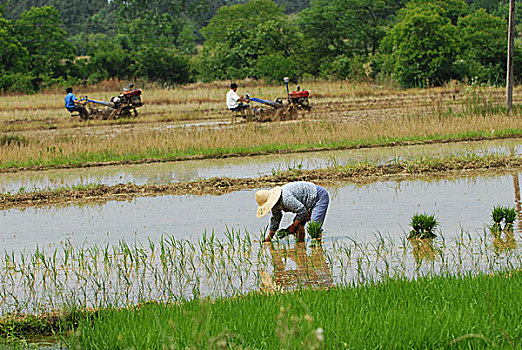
[64,271,522,349]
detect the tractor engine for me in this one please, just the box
[289,89,310,110]
[120,88,143,107]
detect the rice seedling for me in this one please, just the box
[0,224,519,320]
[55,269,522,349]
[275,228,292,240]
[0,135,26,147]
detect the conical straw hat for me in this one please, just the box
[255,186,282,218]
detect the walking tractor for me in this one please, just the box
[77,84,143,120]
[244,77,311,122]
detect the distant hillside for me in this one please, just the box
[0,0,310,37]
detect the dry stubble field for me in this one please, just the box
[0,79,522,193]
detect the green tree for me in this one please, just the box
[84,34,133,82]
[112,0,200,51]
[0,16,34,92]
[465,0,510,16]
[456,9,507,84]
[297,0,405,75]
[381,2,461,87]
[134,46,192,85]
[198,0,302,81]
[0,17,29,74]
[409,0,468,24]
[13,6,75,89]
[1,0,118,37]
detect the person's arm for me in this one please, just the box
[283,193,308,233]
[264,208,282,242]
[71,94,83,105]
[234,91,248,103]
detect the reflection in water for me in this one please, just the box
[408,237,437,264]
[491,229,517,254]
[260,242,333,293]
[513,174,522,231]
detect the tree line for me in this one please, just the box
[0,0,520,93]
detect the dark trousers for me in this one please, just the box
[67,105,89,120]
[229,103,249,112]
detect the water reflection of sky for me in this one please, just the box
[2,171,521,254]
[1,138,522,193]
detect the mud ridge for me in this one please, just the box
[2,155,522,209]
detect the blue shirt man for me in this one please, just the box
[64,90,77,111]
[64,87,88,120]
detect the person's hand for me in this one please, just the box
[263,230,276,243]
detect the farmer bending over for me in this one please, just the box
[256,181,329,243]
[226,83,249,112]
[64,87,88,120]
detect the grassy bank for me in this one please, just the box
[60,270,522,349]
[3,124,522,173]
[1,152,521,208]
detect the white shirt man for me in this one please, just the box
[226,83,248,111]
[226,89,241,109]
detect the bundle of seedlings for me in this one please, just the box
[276,221,323,243]
[408,213,438,239]
[276,227,292,240]
[490,205,517,234]
[306,221,323,244]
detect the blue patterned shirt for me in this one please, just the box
[270,181,318,231]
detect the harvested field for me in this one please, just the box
[0,80,515,132]
[2,108,522,172]
[1,80,521,174]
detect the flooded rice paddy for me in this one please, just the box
[1,138,522,193]
[1,168,522,314]
[2,170,521,250]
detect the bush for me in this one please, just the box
[254,55,298,83]
[135,47,192,85]
[0,72,36,93]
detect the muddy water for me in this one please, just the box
[2,170,521,253]
[1,138,522,193]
